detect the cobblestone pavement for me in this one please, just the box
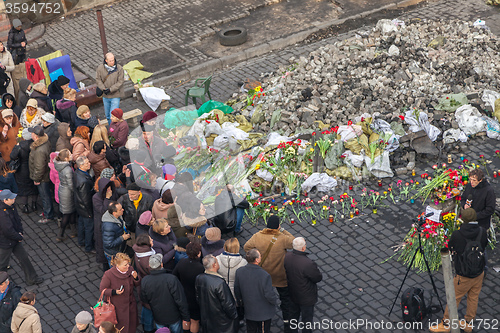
[7,0,500,332]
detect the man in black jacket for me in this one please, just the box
[214,184,249,236]
[74,156,95,254]
[460,169,496,230]
[195,254,238,333]
[430,208,488,333]
[0,271,22,333]
[0,190,43,286]
[234,249,278,332]
[140,253,189,333]
[118,182,154,235]
[7,19,26,65]
[284,237,323,333]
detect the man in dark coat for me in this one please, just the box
[101,201,129,267]
[0,190,43,286]
[140,254,190,333]
[460,169,496,230]
[195,254,238,333]
[234,249,278,332]
[0,272,22,333]
[214,184,249,236]
[41,113,60,152]
[74,156,95,253]
[430,208,488,333]
[7,19,26,65]
[284,237,323,333]
[118,182,154,234]
[28,126,54,223]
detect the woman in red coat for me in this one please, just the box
[99,253,140,333]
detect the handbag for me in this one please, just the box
[93,289,118,328]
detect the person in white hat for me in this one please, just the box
[41,112,60,152]
[71,311,96,333]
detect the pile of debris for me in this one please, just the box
[232,19,500,136]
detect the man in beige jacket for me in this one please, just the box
[96,52,124,125]
[244,215,295,332]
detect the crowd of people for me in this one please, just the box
[0,40,324,332]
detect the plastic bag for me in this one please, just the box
[197,100,234,117]
[481,90,500,122]
[454,105,486,135]
[434,93,468,112]
[376,19,398,35]
[364,151,393,178]
[186,118,208,149]
[265,132,293,148]
[342,150,364,168]
[324,139,344,169]
[204,120,222,137]
[256,169,274,182]
[213,135,229,150]
[301,173,337,192]
[139,87,171,111]
[163,108,199,129]
[404,110,441,141]
[221,122,249,141]
[442,128,468,144]
[338,125,363,142]
[481,116,500,140]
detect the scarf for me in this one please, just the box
[135,249,156,258]
[133,193,142,209]
[104,64,117,74]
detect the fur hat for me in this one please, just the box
[205,227,221,242]
[138,211,152,225]
[111,108,123,119]
[58,75,70,86]
[267,215,280,229]
[75,311,92,325]
[76,105,90,118]
[461,208,477,224]
[1,109,13,118]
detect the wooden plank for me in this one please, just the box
[99,108,143,125]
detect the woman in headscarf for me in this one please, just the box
[17,78,33,110]
[55,122,72,152]
[0,108,20,161]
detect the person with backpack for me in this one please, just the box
[430,208,488,333]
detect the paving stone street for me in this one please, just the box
[5,0,500,332]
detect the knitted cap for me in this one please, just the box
[76,105,90,118]
[205,227,221,242]
[155,328,171,333]
[149,253,163,269]
[0,271,8,284]
[126,182,141,191]
[22,128,31,140]
[138,211,152,225]
[58,76,70,86]
[100,168,115,179]
[162,164,176,177]
[75,311,92,325]
[142,111,157,123]
[111,108,123,119]
[461,208,477,224]
[41,113,55,123]
[12,19,22,28]
[267,215,280,229]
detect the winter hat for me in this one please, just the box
[149,253,163,269]
[57,75,70,86]
[461,208,477,224]
[205,227,221,242]
[0,271,8,284]
[176,237,190,249]
[267,215,280,229]
[155,328,171,333]
[137,173,154,188]
[111,108,123,119]
[75,311,92,325]
[126,182,141,191]
[139,211,152,226]
[26,98,38,108]
[12,19,22,28]
[142,111,157,123]
[162,164,176,178]
[1,109,13,118]
[100,168,115,179]
[22,128,31,140]
[77,105,90,118]
[41,113,55,123]
[28,125,44,137]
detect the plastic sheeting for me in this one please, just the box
[364,151,394,178]
[163,108,199,129]
[482,89,500,122]
[404,110,441,141]
[442,128,468,144]
[264,132,293,148]
[482,116,500,140]
[301,173,337,192]
[140,87,171,111]
[338,124,363,142]
[123,60,152,84]
[454,105,486,135]
[197,100,234,117]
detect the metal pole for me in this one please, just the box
[96,10,108,57]
[440,248,460,333]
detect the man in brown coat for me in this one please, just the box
[244,215,295,332]
[28,125,54,223]
[96,52,124,125]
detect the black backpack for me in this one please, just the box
[460,228,485,278]
[401,287,427,322]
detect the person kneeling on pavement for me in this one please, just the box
[430,208,488,333]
